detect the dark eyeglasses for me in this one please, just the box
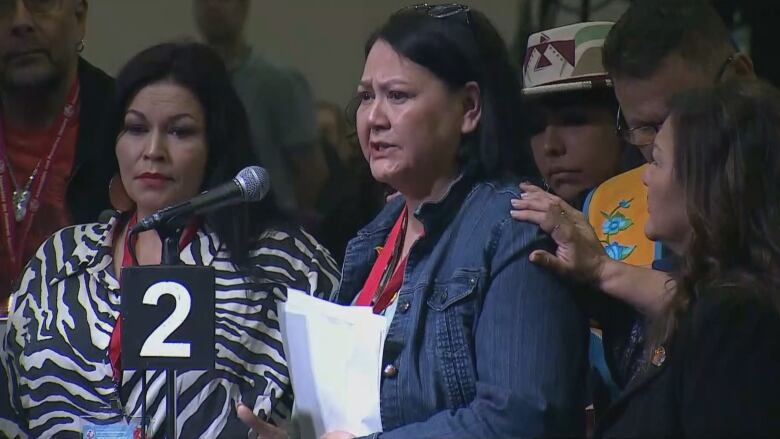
[615,107,662,147]
[394,3,471,25]
[0,0,63,17]
[615,53,738,147]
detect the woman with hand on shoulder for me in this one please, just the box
[0,42,339,438]
[595,78,780,437]
[512,78,780,438]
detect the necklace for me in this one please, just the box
[9,164,36,222]
[0,80,80,279]
[2,95,77,223]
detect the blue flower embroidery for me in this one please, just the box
[599,198,637,261]
[604,241,636,260]
[601,212,633,235]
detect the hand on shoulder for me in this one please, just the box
[510,183,609,286]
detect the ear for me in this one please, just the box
[460,81,482,135]
[75,0,88,39]
[729,52,755,78]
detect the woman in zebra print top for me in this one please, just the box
[0,42,340,438]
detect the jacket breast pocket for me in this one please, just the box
[425,268,484,408]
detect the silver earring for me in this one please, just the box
[76,39,85,53]
[543,180,551,192]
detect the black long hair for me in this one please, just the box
[354,4,535,181]
[113,42,284,268]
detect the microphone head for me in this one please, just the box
[234,166,271,202]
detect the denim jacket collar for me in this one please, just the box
[337,174,475,306]
[360,173,475,238]
[414,173,474,236]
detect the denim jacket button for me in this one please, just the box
[439,290,448,304]
[383,364,398,378]
[398,300,411,313]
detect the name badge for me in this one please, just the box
[82,420,144,439]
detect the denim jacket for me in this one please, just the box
[336,176,589,438]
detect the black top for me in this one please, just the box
[596,284,780,438]
[67,58,117,224]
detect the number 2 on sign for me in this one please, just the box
[139,281,192,358]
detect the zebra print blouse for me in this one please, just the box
[0,212,340,438]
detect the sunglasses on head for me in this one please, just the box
[393,3,471,25]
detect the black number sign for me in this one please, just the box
[121,266,215,370]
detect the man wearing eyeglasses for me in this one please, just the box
[0,0,115,314]
[513,0,755,389]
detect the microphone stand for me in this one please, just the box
[157,221,184,439]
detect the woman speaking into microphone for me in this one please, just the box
[242,4,588,439]
[0,42,340,438]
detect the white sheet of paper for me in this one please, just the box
[280,289,386,439]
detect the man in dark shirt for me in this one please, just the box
[0,0,115,311]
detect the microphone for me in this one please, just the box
[131,166,270,234]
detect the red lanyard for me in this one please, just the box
[108,213,202,383]
[0,81,80,275]
[355,207,413,314]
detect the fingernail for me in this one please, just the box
[520,192,529,199]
